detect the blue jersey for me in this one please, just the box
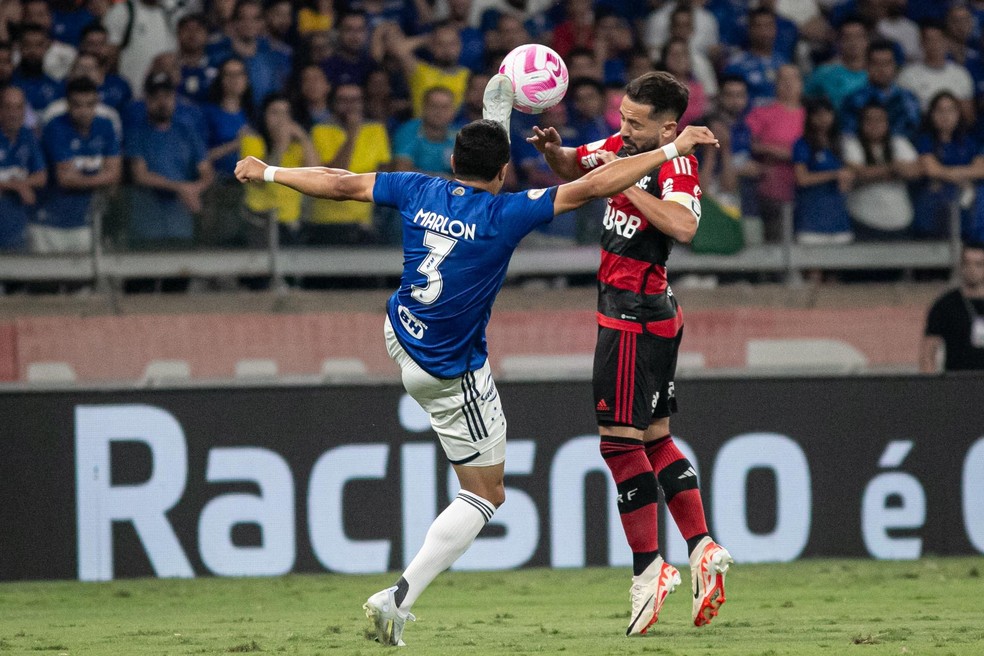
[374,172,556,378]
[40,115,120,229]
[0,126,45,248]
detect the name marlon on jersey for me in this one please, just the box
[412,208,477,240]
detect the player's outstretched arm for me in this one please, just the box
[234,156,375,202]
[552,125,717,215]
[527,126,583,181]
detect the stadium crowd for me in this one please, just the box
[1,0,984,254]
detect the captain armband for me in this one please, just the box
[663,192,702,225]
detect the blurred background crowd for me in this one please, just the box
[1,0,984,256]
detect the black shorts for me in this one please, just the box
[593,324,682,429]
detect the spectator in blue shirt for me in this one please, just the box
[52,0,97,47]
[702,74,760,216]
[840,39,921,137]
[126,72,213,247]
[175,13,218,105]
[452,71,487,129]
[723,8,788,107]
[12,24,62,112]
[566,77,610,147]
[0,86,46,251]
[804,17,870,113]
[442,0,485,72]
[321,11,376,88]
[792,97,855,245]
[39,53,124,136]
[36,77,121,253]
[913,91,984,240]
[208,0,291,106]
[66,49,132,117]
[122,52,207,136]
[734,0,798,62]
[201,57,252,245]
[392,86,458,176]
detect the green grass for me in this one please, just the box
[1,558,982,655]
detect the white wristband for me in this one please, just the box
[263,166,281,183]
[660,143,680,161]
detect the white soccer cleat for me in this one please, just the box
[363,586,415,647]
[690,536,734,627]
[482,73,515,140]
[626,556,681,636]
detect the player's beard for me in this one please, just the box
[621,135,661,156]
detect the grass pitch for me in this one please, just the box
[1,558,982,655]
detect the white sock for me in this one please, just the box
[397,490,495,611]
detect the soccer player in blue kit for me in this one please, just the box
[235,77,718,646]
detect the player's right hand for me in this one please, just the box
[527,126,562,154]
[235,156,267,183]
[673,125,719,156]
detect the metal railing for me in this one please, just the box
[0,204,964,290]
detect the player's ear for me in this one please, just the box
[497,163,508,182]
[450,154,456,174]
[662,119,679,138]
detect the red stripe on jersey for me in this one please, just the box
[598,251,668,295]
[645,307,684,338]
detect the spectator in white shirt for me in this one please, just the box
[102,0,188,95]
[842,101,921,239]
[644,0,720,62]
[898,21,975,124]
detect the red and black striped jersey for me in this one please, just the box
[575,134,701,335]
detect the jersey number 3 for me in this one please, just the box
[411,231,457,304]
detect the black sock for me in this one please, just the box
[686,533,710,557]
[393,576,409,607]
[633,550,660,576]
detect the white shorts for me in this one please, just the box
[385,317,507,467]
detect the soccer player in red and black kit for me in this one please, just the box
[528,71,733,636]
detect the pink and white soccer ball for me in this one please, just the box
[498,44,569,114]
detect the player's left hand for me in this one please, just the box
[235,156,267,183]
[673,125,719,157]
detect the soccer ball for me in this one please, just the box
[498,44,569,114]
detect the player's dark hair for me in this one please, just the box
[16,23,48,42]
[569,76,604,97]
[65,76,100,98]
[624,71,689,121]
[718,73,748,88]
[80,22,108,40]
[453,119,510,182]
[802,95,842,160]
[838,14,871,32]
[178,12,209,30]
[748,7,776,23]
[963,241,984,253]
[918,19,946,36]
[857,101,894,165]
[867,39,898,61]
